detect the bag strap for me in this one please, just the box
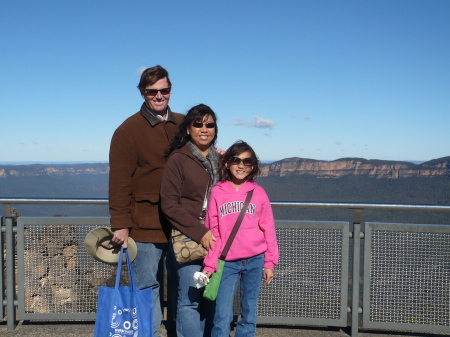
[115,247,136,290]
[115,248,124,289]
[219,189,254,260]
[200,176,211,218]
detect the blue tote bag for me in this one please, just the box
[94,247,153,337]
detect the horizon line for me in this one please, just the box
[0,158,438,165]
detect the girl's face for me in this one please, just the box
[226,151,254,185]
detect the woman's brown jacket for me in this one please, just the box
[160,146,211,244]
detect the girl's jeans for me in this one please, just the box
[211,254,264,337]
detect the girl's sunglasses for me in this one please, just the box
[228,157,255,166]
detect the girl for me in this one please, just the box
[203,140,279,337]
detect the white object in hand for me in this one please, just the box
[193,271,209,289]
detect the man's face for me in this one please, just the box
[141,77,171,115]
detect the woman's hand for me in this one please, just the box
[111,228,130,248]
[200,230,216,251]
[203,270,213,278]
[263,268,274,285]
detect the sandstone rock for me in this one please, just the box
[260,157,450,179]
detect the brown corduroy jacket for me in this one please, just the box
[160,146,211,244]
[109,104,184,243]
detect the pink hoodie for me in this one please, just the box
[203,180,279,273]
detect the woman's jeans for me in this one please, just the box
[170,242,214,337]
[131,242,167,337]
[212,254,264,337]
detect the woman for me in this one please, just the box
[161,104,220,337]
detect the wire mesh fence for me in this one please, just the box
[258,227,344,320]
[367,225,450,328]
[1,203,449,335]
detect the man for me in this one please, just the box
[109,65,183,336]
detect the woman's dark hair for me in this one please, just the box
[166,104,218,155]
[137,65,171,93]
[220,140,260,182]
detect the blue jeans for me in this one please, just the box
[172,243,214,337]
[131,242,167,337]
[166,240,179,331]
[212,254,264,337]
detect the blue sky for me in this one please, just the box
[1,0,449,163]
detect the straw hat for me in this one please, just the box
[84,227,137,264]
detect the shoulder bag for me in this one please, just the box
[171,178,211,263]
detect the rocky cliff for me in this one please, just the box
[260,156,450,179]
[1,156,449,179]
[0,163,109,178]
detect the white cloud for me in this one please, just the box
[304,115,310,120]
[32,140,39,145]
[137,67,147,76]
[232,116,276,130]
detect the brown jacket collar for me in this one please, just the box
[139,102,176,126]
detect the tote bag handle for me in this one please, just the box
[115,247,136,290]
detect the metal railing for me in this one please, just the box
[1,198,450,336]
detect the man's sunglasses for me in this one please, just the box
[191,122,216,129]
[228,157,255,166]
[144,87,171,96]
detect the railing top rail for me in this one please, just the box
[271,201,450,212]
[0,198,109,205]
[1,198,449,212]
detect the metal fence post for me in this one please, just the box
[351,209,362,337]
[0,208,4,320]
[3,204,17,330]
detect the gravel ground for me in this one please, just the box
[1,321,449,337]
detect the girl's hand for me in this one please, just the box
[203,270,212,278]
[263,268,274,285]
[201,230,216,250]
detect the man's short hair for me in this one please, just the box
[137,65,171,93]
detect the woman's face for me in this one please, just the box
[187,114,216,155]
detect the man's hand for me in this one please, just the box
[111,228,130,248]
[200,230,216,251]
[215,147,225,156]
[263,268,274,285]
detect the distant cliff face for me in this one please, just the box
[0,164,110,178]
[0,156,449,179]
[260,157,450,179]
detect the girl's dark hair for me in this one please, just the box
[220,140,260,182]
[166,104,218,155]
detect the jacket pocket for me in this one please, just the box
[132,193,162,229]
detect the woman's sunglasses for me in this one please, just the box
[191,122,216,129]
[228,157,255,166]
[144,87,171,96]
